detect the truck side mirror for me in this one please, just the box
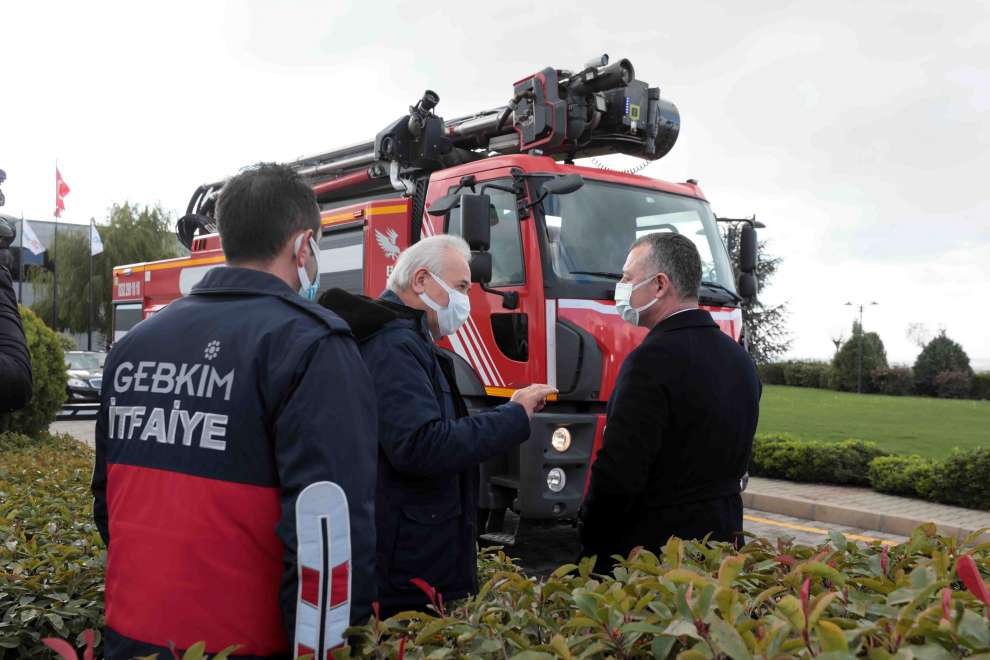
[459,193,491,251]
[540,173,584,196]
[470,251,492,283]
[739,224,757,274]
[427,192,459,216]
[738,272,757,299]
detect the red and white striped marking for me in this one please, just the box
[294,481,351,659]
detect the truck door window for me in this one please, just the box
[318,226,364,294]
[113,303,143,343]
[447,182,524,287]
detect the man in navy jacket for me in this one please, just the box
[322,234,554,617]
[92,164,378,659]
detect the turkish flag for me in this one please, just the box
[55,167,70,218]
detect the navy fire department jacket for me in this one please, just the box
[91,267,378,660]
[320,289,530,616]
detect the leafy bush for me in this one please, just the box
[0,432,104,658]
[757,362,786,385]
[750,435,889,486]
[56,333,77,352]
[870,366,915,396]
[974,373,990,401]
[782,361,830,389]
[7,306,67,436]
[344,527,990,658]
[832,329,889,392]
[924,447,990,511]
[914,331,973,396]
[868,455,935,497]
[935,370,974,399]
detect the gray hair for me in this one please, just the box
[387,234,471,292]
[631,232,702,300]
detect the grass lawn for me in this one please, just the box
[757,385,990,459]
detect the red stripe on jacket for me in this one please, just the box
[105,463,289,656]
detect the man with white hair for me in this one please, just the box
[321,234,555,617]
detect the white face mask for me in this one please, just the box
[419,271,471,336]
[614,273,659,326]
[294,233,320,301]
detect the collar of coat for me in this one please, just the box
[650,307,719,335]
[318,287,432,343]
[190,266,351,334]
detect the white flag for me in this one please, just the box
[21,219,46,255]
[91,221,104,256]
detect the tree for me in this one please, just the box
[913,330,972,396]
[720,222,791,363]
[906,322,933,350]
[832,320,888,392]
[30,203,180,340]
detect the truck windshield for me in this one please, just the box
[540,180,736,295]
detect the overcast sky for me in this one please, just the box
[2,0,988,367]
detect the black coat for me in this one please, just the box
[320,289,530,616]
[0,266,31,414]
[580,308,761,570]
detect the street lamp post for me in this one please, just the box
[844,301,879,394]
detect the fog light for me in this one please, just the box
[546,468,566,493]
[551,427,571,453]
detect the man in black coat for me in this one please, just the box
[0,216,32,418]
[579,232,761,571]
[322,234,555,618]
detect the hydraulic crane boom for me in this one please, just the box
[178,54,680,248]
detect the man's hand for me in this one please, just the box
[510,384,557,418]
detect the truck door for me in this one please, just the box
[438,175,543,396]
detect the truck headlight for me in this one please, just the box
[546,468,566,493]
[551,427,571,453]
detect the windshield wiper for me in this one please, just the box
[701,280,742,303]
[568,270,622,280]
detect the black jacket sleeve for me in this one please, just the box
[0,266,32,412]
[580,346,669,552]
[92,388,110,546]
[362,334,531,478]
[274,332,379,632]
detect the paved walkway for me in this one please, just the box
[745,477,990,543]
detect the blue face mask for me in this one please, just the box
[294,233,320,301]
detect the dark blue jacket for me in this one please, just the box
[91,267,378,660]
[321,289,530,614]
[580,309,761,571]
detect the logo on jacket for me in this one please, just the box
[204,340,221,361]
[375,228,400,261]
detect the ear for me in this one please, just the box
[410,267,430,294]
[654,272,673,299]
[293,229,314,268]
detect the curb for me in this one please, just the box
[742,491,990,544]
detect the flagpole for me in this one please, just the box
[88,220,94,351]
[52,162,58,331]
[18,214,24,304]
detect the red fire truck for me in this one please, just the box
[112,55,759,543]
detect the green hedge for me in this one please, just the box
[781,361,831,389]
[870,366,915,396]
[0,432,104,657]
[868,454,935,498]
[973,373,990,400]
[751,435,888,486]
[8,306,67,436]
[924,447,990,511]
[754,435,990,511]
